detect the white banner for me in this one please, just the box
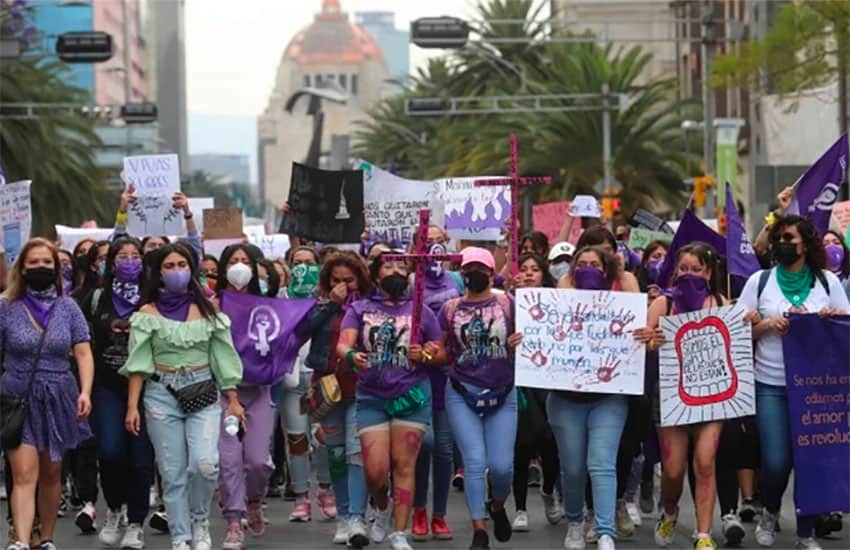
[123,154,182,237]
[431,176,510,241]
[515,288,647,394]
[659,305,755,426]
[250,233,290,260]
[356,160,432,246]
[55,225,114,252]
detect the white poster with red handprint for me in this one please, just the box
[658,305,754,426]
[515,288,647,394]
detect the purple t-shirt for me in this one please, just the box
[440,295,514,390]
[341,295,442,400]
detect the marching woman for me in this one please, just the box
[1,238,94,550]
[570,227,641,292]
[823,230,850,303]
[737,216,850,550]
[214,243,279,549]
[552,246,628,550]
[440,247,523,550]
[511,253,563,532]
[81,237,154,550]
[336,253,446,550]
[121,242,245,550]
[305,252,372,547]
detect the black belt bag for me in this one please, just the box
[152,373,219,414]
[450,378,513,417]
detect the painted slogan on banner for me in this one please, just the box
[515,288,646,395]
[356,160,432,246]
[658,305,755,426]
[431,177,510,241]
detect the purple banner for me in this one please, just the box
[725,184,761,280]
[782,313,850,515]
[790,133,848,235]
[219,290,316,386]
[658,209,726,288]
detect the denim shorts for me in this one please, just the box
[356,380,432,433]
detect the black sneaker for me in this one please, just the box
[469,529,490,550]
[488,503,512,543]
[739,498,757,523]
[149,511,169,533]
[452,469,465,492]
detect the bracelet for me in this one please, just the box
[346,349,358,371]
[647,338,658,351]
[184,212,194,220]
[115,211,128,226]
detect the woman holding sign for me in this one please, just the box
[336,253,445,550]
[737,216,850,550]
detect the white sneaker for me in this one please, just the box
[333,518,350,545]
[98,508,124,548]
[513,510,529,532]
[191,518,212,550]
[120,504,129,528]
[654,511,677,547]
[722,513,745,545]
[6,543,29,550]
[755,510,777,547]
[615,498,635,538]
[795,537,823,550]
[370,506,392,543]
[598,534,616,550]
[347,516,370,548]
[75,501,97,534]
[564,521,585,550]
[120,523,145,549]
[171,543,190,550]
[542,490,564,525]
[584,510,598,544]
[388,531,412,550]
[625,500,642,527]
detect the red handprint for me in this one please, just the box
[521,341,552,368]
[609,309,636,336]
[568,303,590,332]
[596,355,622,383]
[553,314,569,342]
[522,291,546,322]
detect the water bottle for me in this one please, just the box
[224,415,239,437]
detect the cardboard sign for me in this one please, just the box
[628,227,673,250]
[431,176,509,241]
[356,160,432,246]
[533,201,583,245]
[203,208,243,240]
[568,195,601,218]
[515,288,647,395]
[203,238,243,260]
[123,154,182,237]
[658,305,755,426]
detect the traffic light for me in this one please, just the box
[121,102,158,124]
[693,175,713,208]
[411,17,469,49]
[406,97,450,115]
[56,32,113,63]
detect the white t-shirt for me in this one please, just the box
[737,268,850,386]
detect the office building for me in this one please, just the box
[354,11,409,81]
[191,154,252,185]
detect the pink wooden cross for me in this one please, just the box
[384,209,462,347]
[474,132,552,276]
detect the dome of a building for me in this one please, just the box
[283,0,385,66]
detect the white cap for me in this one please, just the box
[548,241,575,262]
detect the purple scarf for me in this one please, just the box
[112,279,141,320]
[156,291,193,322]
[22,288,57,329]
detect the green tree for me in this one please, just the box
[0,1,114,235]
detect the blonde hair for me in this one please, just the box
[2,237,62,301]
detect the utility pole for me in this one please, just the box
[122,0,132,158]
[602,83,612,196]
[700,0,715,179]
[838,27,849,200]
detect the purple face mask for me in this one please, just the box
[573,267,607,290]
[162,269,192,293]
[114,258,143,282]
[671,273,709,313]
[425,243,446,279]
[646,259,663,284]
[825,244,845,272]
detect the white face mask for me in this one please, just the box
[549,261,570,281]
[226,262,253,289]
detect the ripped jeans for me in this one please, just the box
[321,399,367,518]
[281,371,330,494]
[144,369,221,545]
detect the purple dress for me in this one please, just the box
[0,297,92,461]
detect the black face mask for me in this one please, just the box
[773,242,801,267]
[379,274,408,298]
[463,270,491,293]
[24,267,56,292]
[74,254,89,272]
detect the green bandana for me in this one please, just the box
[775,264,813,307]
[288,264,319,298]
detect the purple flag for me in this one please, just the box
[782,313,850,515]
[725,184,760,280]
[789,133,848,235]
[658,209,726,288]
[220,290,316,386]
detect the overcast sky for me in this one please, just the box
[185,0,485,117]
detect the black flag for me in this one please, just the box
[280,162,365,243]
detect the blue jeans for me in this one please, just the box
[547,393,627,539]
[280,372,330,494]
[445,383,517,520]
[414,409,453,516]
[91,385,154,525]
[144,369,221,545]
[755,382,815,538]
[322,400,367,518]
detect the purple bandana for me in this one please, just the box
[156,291,193,322]
[112,278,141,320]
[22,288,57,329]
[668,274,709,313]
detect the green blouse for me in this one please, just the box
[119,312,243,390]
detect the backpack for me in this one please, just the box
[756,268,829,300]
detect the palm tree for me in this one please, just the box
[0,1,114,235]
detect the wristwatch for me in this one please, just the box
[184,212,194,220]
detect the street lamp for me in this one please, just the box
[284,85,348,168]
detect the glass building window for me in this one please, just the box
[351,74,359,95]
[338,74,347,90]
[304,74,311,87]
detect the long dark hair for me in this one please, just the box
[824,229,850,278]
[768,215,827,271]
[257,258,280,297]
[520,231,549,256]
[217,243,265,296]
[318,252,371,297]
[518,252,555,288]
[672,242,723,296]
[101,236,143,305]
[570,246,619,289]
[637,240,669,290]
[76,239,110,298]
[141,242,217,320]
[577,226,617,252]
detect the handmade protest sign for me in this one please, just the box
[831,200,850,235]
[356,160,432,246]
[475,133,552,275]
[219,290,315,385]
[384,210,461,346]
[568,195,601,218]
[658,305,755,426]
[628,227,673,250]
[250,233,290,260]
[203,208,243,240]
[55,225,115,253]
[3,222,21,267]
[431,177,509,241]
[515,288,646,394]
[281,162,364,243]
[783,313,850,515]
[187,197,214,233]
[123,154,182,237]
[533,201,582,245]
[0,180,31,251]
